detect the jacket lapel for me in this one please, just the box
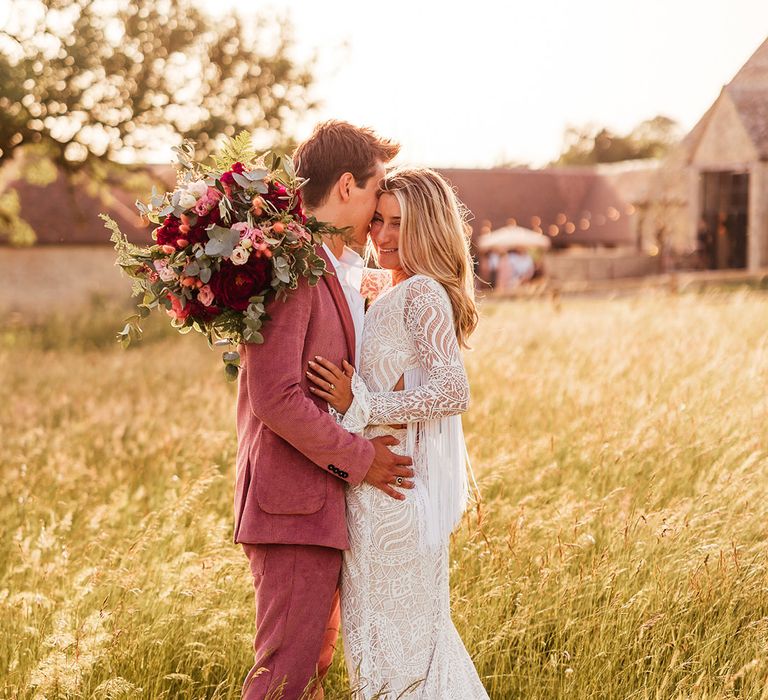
[316,244,356,363]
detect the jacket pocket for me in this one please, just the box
[254,430,328,515]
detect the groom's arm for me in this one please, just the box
[240,278,374,486]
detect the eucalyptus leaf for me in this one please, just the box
[282,156,295,179]
[245,168,269,181]
[116,324,133,347]
[232,172,252,189]
[184,260,200,276]
[274,256,291,284]
[205,225,240,258]
[243,327,264,344]
[199,267,212,284]
[224,363,240,381]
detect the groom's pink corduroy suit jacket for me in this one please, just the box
[233,246,375,550]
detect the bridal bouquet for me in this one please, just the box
[102,133,340,381]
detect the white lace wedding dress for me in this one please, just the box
[337,273,488,700]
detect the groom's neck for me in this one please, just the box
[321,233,345,259]
[308,204,346,258]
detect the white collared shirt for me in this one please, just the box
[322,242,366,368]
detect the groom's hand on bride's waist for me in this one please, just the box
[365,436,415,501]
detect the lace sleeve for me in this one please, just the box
[341,276,469,431]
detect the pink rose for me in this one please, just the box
[194,187,222,216]
[154,259,178,283]
[197,284,215,307]
[232,222,265,246]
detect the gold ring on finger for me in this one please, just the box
[329,383,336,391]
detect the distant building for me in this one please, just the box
[670,37,768,271]
[436,165,649,250]
[439,36,768,275]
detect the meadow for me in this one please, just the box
[2,287,768,699]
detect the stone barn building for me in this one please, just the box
[661,37,768,271]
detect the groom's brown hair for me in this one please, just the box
[293,120,400,210]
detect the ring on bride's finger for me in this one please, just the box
[329,383,336,391]
[395,476,403,486]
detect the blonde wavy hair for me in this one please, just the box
[368,167,479,348]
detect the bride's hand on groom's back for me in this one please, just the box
[365,435,415,501]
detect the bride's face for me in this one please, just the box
[369,193,402,272]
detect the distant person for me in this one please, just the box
[486,249,500,287]
[504,248,535,287]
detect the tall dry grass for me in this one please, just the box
[1,287,767,699]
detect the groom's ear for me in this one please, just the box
[337,172,355,202]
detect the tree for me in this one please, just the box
[0,0,315,169]
[552,115,682,167]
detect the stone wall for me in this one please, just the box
[544,248,662,281]
[0,245,133,317]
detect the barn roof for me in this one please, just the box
[680,37,768,162]
[437,167,640,247]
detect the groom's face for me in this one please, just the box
[346,161,386,246]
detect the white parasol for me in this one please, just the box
[477,225,552,252]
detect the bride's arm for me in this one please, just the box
[341,276,469,432]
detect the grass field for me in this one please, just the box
[2,287,768,699]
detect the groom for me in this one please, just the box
[234,121,413,699]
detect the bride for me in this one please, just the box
[306,168,489,698]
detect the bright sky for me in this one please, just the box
[2,0,766,167]
[205,0,768,168]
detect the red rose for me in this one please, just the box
[155,215,181,247]
[220,162,246,189]
[186,209,220,246]
[264,181,306,223]
[166,292,218,322]
[155,213,214,249]
[264,181,289,211]
[208,255,271,311]
[292,189,308,224]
